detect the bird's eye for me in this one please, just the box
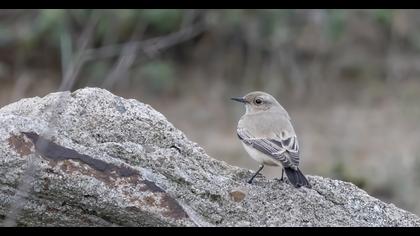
[255,98,262,104]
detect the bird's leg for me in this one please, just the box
[280,169,284,181]
[247,164,264,184]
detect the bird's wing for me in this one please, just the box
[237,128,300,167]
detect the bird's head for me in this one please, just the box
[231,91,283,114]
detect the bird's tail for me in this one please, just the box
[284,167,311,188]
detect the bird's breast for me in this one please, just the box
[241,143,280,166]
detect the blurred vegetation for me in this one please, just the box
[2,9,420,99]
[2,9,420,216]
[332,160,367,189]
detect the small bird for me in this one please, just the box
[231,91,311,188]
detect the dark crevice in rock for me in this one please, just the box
[140,179,165,193]
[170,144,182,153]
[21,132,138,177]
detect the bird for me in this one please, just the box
[231,91,311,188]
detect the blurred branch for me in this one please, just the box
[181,9,199,28]
[83,22,206,61]
[385,11,399,83]
[9,73,31,103]
[101,11,206,90]
[58,13,99,91]
[102,24,148,89]
[60,23,73,81]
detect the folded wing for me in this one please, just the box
[237,128,300,168]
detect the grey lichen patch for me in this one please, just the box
[7,133,33,157]
[97,142,145,165]
[143,144,156,153]
[114,97,127,114]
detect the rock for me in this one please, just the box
[0,87,419,226]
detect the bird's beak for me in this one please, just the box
[231,97,248,103]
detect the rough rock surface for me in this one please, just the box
[0,87,419,227]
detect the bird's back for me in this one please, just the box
[238,111,296,139]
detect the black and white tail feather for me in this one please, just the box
[284,167,311,188]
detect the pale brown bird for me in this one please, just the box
[231,91,311,188]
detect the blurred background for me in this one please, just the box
[1,9,420,215]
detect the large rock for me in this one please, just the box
[0,87,419,226]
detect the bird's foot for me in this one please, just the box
[247,165,264,184]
